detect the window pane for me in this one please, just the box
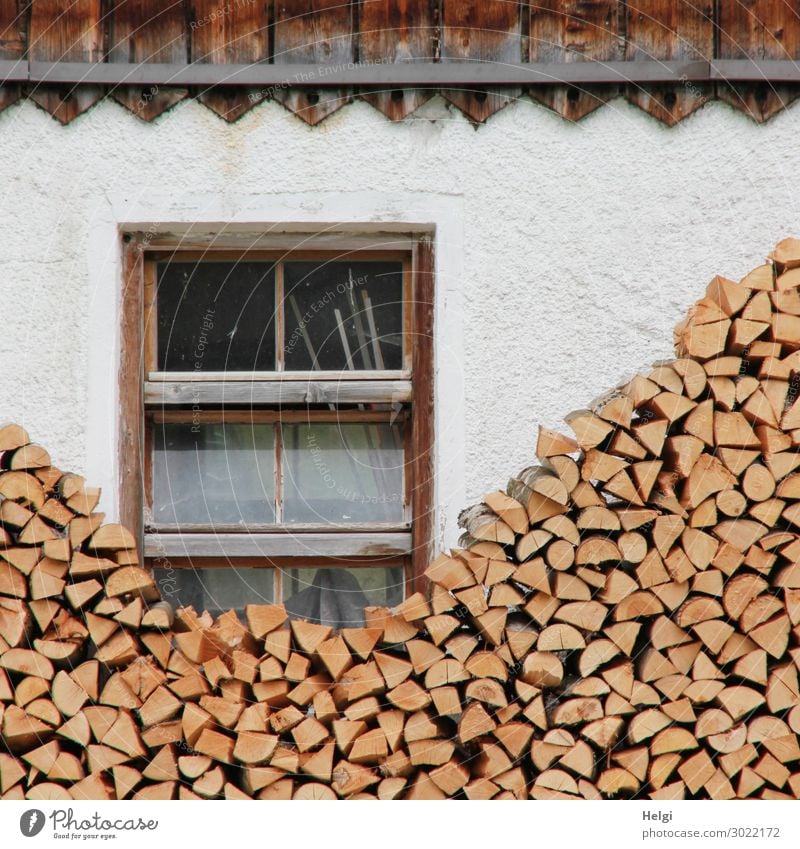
[283,261,404,371]
[157,261,276,371]
[282,423,405,524]
[152,423,275,525]
[154,567,274,620]
[283,566,404,628]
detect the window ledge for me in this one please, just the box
[147,523,411,533]
[144,379,412,405]
[144,531,413,558]
[147,370,410,381]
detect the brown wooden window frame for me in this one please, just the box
[119,234,434,608]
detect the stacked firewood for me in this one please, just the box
[3,240,800,799]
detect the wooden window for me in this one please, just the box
[120,238,434,627]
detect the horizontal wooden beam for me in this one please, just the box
[144,531,412,558]
[25,58,705,86]
[148,522,410,532]
[710,60,800,84]
[0,60,25,81]
[3,59,800,88]
[147,370,409,382]
[144,379,411,405]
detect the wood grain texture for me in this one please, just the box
[625,1,714,126]
[410,237,435,591]
[359,0,437,120]
[191,0,269,122]
[147,368,410,381]
[0,2,24,113]
[28,0,104,124]
[529,0,619,122]
[119,238,146,558]
[143,379,412,405]
[9,2,800,128]
[441,0,522,123]
[273,0,353,125]
[717,0,800,122]
[108,0,190,121]
[148,521,410,532]
[144,531,413,558]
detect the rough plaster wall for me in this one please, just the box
[0,94,798,546]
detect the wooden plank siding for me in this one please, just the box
[108,0,190,121]
[528,1,620,123]
[717,0,800,123]
[440,0,523,124]
[27,0,105,124]
[190,0,270,122]
[4,6,800,128]
[272,0,354,125]
[359,0,438,121]
[0,2,24,113]
[624,1,714,126]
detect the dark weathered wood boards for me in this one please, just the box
[625,1,713,126]
[28,0,104,124]
[4,2,800,125]
[0,4,24,113]
[359,0,437,120]
[108,0,189,121]
[717,0,800,122]
[191,0,269,122]
[529,0,620,122]
[441,0,523,123]
[273,0,353,125]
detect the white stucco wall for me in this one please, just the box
[1,93,798,550]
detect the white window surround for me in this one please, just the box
[86,191,466,553]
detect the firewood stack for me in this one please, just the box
[3,241,800,800]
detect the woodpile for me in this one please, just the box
[3,240,800,799]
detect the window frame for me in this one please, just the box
[119,233,435,598]
[145,407,412,533]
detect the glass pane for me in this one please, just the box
[157,261,276,371]
[283,566,405,628]
[154,567,274,620]
[152,423,275,525]
[283,261,404,371]
[282,423,405,524]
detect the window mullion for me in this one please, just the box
[276,260,285,372]
[274,421,284,524]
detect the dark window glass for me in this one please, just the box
[283,566,404,628]
[283,261,403,371]
[154,567,274,620]
[281,422,405,524]
[152,423,275,525]
[157,261,276,371]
